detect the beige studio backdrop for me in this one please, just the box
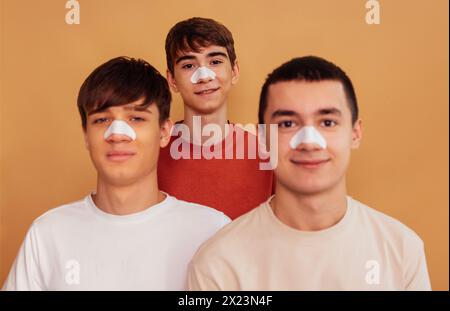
[0,0,448,289]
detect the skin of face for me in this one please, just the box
[167,45,239,115]
[84,98,172,187]
[265,80,362,196]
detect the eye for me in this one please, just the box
[321,119,337,127]
[278,120,297,128]
[211,59,223,65]
[130,116,146,122]
[181,63,194,69]
[93,117,108,124]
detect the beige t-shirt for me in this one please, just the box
[188,196,431,291]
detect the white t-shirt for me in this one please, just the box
[3,193,230,291]
[188,196,431,291]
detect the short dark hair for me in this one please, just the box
[259,56,358,125]
[165,17,237,74]
[77,57,171,130]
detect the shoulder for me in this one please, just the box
[350,197,424,250]
[32,197,89,229]
[231,123,257,139]
[166,195,231,226]
[15,197,90,245]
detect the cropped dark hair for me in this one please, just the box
[259,56,358,125]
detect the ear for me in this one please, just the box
[351,119,363,149]
[166,69,179,93]
[231,60,240,85]
[159,118,173,148]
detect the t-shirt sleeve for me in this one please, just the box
[403,233,431,291]
[2,223,45,291]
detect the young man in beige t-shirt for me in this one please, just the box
[187,56,431,291]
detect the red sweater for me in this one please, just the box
[158,124,274,219]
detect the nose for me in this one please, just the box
[191,66,216,84]
[103,119,137,142]
[295,142,324,152]
[105,133,133,143]
[196,74,214,84]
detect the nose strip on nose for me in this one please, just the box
[190,66,216,84]
[104,120,137,141]
[289,126,327,149]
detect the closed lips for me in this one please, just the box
[194,87,220,95]
[107,151,136,156]
[290,158,330,165]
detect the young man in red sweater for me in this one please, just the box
[158,17,273,219]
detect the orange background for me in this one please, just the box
[0,0,448,290]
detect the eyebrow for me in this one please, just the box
[175,51,229,65]
[175,55,196,65]
[317,107,342,117]
[270,107,342,120]
[207,51,228,59]
[270,110,299,120]
[88,105,152,115]
[124,105,152,113]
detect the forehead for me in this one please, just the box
[266,80,349,118]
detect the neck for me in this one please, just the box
[271,180,348,231]
[93,173,164,216]
[183,103,228,144]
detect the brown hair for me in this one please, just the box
[165,17,237,74]
[77,56,171,130]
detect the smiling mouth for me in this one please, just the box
[194,87,220,95]
[290,158,330,168]
[106,152,136,162]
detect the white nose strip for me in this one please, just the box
[104,120,137,141]
[289,126,327,149]
[190,66,216,84]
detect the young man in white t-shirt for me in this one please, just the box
[187,56,431,291]
[2,57,230,291]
